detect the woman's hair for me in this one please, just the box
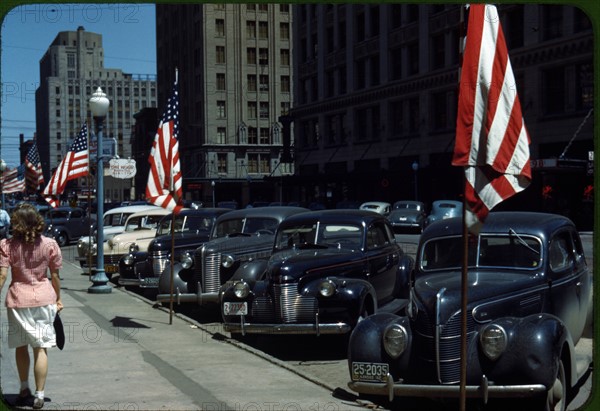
[10,203,46,244]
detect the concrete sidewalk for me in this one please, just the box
[1,253,350,410]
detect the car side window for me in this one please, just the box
[367,224,388,249]
[549,233,574,272]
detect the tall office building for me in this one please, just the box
[155,3,294,206]
[35,26,157,202]
[291,4,593,222]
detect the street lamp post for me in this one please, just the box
[211,180,215,207]
[412,161,419,201]
[88,87,111,294]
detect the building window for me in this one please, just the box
[369,6,380,37]
[281,102,290,115]
[216,19,225,36]
[248,127,258,144]
[576,62,593,110]
[259,75,269,92]
[259,155,269,173]
[260,128,270,144]
[246,21,256,38]
[338,21,346,49]
[280,22,289,40]
[217,100,226,118]
[280,4,289,13]
[408,96,420,133]
[247,4,255,11]
[407,42,419,75]
[259,102,269,119]
[542,6,563,40]
[67,53,75,68]
[248,154,259,173]
[259,48,268,65]
[258,4,268,12]
[543,67,565,115]
[355,59,366,89]
[280,75,290,93]
[258,21,269,39]
[355,11,365,42]
[217,153,227,173]
[216,46,225,64]
[216,127,226,144]
[370,56,379,86]
[247,75,257,92]
[505,7,524,49]
[216,73,226,91]
[431,32,445,70]
[247,48,257,65]
[389,101,404,138]
[280,49,290,66]
[573,7,592,33]
[389,47,402,80]
[248,101,257,119]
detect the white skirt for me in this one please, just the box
[6,304,58,348]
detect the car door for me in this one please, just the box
[365,221,399,304]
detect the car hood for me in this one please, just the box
[201,233,275,254]
[414,269,542,323]
[149,232,211,252]
[267,247,361,282]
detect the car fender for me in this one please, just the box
[158,262,189,294]
[348,313,413,375]
[303,277,378,315]
[393,254,414,299]
[229,259,269,284]
[473,313,571,388]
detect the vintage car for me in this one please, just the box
[155,206,308,305]
[102,208,170,278]
[221,210,413,336]
[347,212,592,410]
[387,201,427,234]
[44,206,94,246]
[359,202,391,216]
[118,208,231,290]
[76,204,159,268]
[423,199,462,227]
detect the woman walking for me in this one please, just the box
[0,203,63,409]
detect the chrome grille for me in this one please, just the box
[414,309,475,384]
[272,284,317,323]
[252,296,275,321]
[201,249,221,293]
[150,250,169,277]
[105,254,123,264]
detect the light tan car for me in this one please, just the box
[103,208,171,276]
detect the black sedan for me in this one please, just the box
[387,200,427,234]
[221,210,414,336]
[347,212,592,410]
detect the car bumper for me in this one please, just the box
[223,321,352,335]
[156,290,220,304]
[348,375,546,403]
[119,276,160,288]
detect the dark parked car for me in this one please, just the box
[44,206,94,246]
[155,206,308,306]
[387,201,427,234]
[118,208,231,290]
[221,210,413,336]
[347,212,592,410]
[424,199,462,227]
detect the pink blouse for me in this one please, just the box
[0,236,62,308]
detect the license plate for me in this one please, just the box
[351,362,389,382]
[105,265,119,274]
[223,302,248,316]
[141,277,159,286]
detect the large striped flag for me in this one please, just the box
[146,75,183,213]
[1,164,26,193]
[42,123,89,208]
[452,4,531,233]
[25,141,45,191]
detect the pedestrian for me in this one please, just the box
[0,200,10,239]
[0,203,63,409]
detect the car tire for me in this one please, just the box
[56,232,68,247]
[544,358,567,411]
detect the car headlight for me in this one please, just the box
[319,280,336,297]
[233,281,250,299]
[123,254,134,265]
[383,324,408,359]
[479,324,507,360]
[91,243,98,256]
[129,243,139,253]
[181,252,194,269]
[222,254,235,268]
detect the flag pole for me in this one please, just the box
[168,67,179,325]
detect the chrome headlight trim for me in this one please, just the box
[123,254,134,265]
[233,281,250,299]
[222,254,235,268]
[383,323,408,359]
[181,252,194,269]
[128,243,139,253]
[479,324,507,361]
[318,280,336,297]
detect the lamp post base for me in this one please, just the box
[87,268,113,294]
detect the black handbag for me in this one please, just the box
[54,313,65,350]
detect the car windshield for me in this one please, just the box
[420,234,541,271]
[156,215,214,236]
[104,213,131,227]
[124,215,164,232]
[274,222,362,251]
[47,210,70,219]
[212,217,279,238]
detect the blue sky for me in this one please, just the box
[0,3,156,168]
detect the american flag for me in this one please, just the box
[25,141,45,190]
[1,164,26,193]
[452,4,531,233]
[146,76,183,213]
[42,123,89,208]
